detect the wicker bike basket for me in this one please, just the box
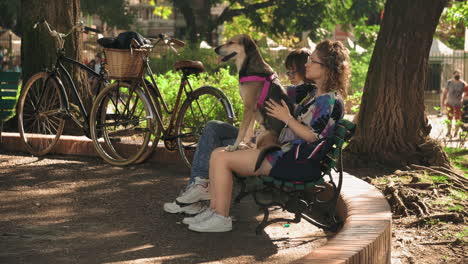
[104,48,149,79]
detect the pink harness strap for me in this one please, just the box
[239,73,277,109]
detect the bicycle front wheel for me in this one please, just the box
[175,86,235,168]
[17,72,65,155]
[90,81,155,166]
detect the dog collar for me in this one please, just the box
[239,73,277,109]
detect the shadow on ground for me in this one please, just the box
[0,152,329,264]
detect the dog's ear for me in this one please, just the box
[242,35,257,55]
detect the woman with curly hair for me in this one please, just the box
[184,40,351,233]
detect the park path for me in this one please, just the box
[0,152,329,264]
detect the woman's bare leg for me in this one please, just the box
[209,147,272,216]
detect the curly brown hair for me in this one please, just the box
[315,40,351,99]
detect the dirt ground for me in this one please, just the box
[0,152,330,264]
[0,150,466,264]
[347,167,467,264]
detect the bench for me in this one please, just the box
[235,119,356,234]
[0,72,21,144]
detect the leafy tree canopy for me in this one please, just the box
[436,0,467,49]
[162,0,385,45]
[81,0,134,28]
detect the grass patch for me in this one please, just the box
[449,189,467,200]
[430,175,449,183]
[455,227,468,242]
[444,147,468,176]
[447,204,464,212]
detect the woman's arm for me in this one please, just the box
[265,99,318,143]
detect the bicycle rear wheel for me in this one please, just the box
[17,72,65,155]
[133,80,163,164]
[90,81,155,166]
[175,86,235,168]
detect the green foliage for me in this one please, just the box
[347,90,362,114]
[349,48,372,94]
[445,0,468,25]
[430,175,449,183]
[444,147,468,175]
[352,18,381,49]
[81,0,134,28]
[159,0,386,45]
[449,189,466,201]
[447,204,463,212]
[151,67,243,121]
[223,15,264,41]
[149,46,231,75]
[454,227,468,242]
[152,4,172,19]
[435,0,467,50]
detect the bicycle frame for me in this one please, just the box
[47,50,107,134]
[141,60,233,141]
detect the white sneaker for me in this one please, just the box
[176,177,210,204]
[188,213,232,232]
[182,208,214,225]
[163,201,206,215]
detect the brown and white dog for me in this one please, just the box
[215,34,294,151]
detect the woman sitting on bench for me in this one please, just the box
[184,40,351,233]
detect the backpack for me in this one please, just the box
[97,31,150,49]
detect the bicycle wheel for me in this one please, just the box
[133,80,163,164]
[175,86,235,168]
[90,81,155,166]
[17,72,65,155]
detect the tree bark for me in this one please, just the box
[21,0,89,107]
[173,0,199,45]
[346,0,452,168]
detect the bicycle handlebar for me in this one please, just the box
[84,26,101,34]
[34,19,100,49]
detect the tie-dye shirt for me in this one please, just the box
[267,90,344,166]
[296,92,344,142]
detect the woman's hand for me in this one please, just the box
[265,99,292,123]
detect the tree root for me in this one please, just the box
[384,181,433,218]
[409,164,467,189]
[419,239,459,245]
[407,213,464,227]
[403,183,432,189]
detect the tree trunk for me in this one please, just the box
[173,0,199,45]
[346,0,452,169]
[21,0,89,107]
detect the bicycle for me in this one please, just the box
[89,34,236,167]
[17,20,107,155]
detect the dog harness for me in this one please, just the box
[239,73,277,109]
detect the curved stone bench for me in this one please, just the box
[295,173,392,264]
[1,133,392,263]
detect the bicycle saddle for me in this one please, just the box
[174,60,205,74]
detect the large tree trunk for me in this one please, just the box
[346,0,452,169]
[21,0,89,107]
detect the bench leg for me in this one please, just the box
[234,177,249,203]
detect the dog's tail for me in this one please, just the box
[254,145,282,172]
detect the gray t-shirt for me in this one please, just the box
[446,80,465,107]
